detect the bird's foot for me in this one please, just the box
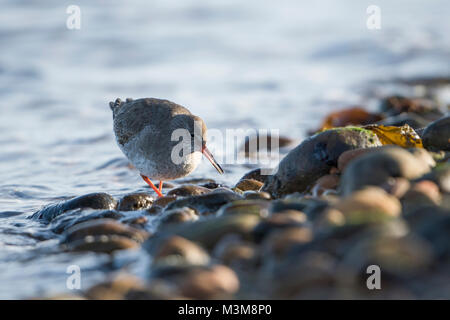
[141,175,164,197]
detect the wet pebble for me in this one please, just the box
[159,207,199,225]
[217,200,270,217]
[340,146,431,195]
[32,192,117,221]
[422,116,450,151]
[234,179,264,192]
[334,187,402,224]
[153,195,177,208]
[239,168,269,184]
[177,265,240,299]
[152,236,210,266]
[166,184,212,197]
[165,191,242,215]
[243,190,271,200]
[117,193,154,211]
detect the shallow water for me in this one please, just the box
[0,0,449,298]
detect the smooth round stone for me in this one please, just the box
[415,215,450,258]
[213,239,257,269]
[262,226,313,258]
[234,179,264,192]
[85,274,152,300]
[66,234,141,254]
[50,209,125,234]
[165,191,242,215]
[311,174,339,197]
[217,200,270,217]
[263,127,381,197]
[252,210,307,242]
[417,163,450,193]
[401,181,442,214]
[268,251,336,299]
[163,213,260,250]
[243,190,271,200]
[159,207,198,225]
[166,184,212,197]
[153,236,210,266]
[313,208,346,231]
[32,192,117,221]
[334,187,402,224]
[337,147,380,172]
[153,195,177,208]
[340,146,432,195]
[177,265,239,299]
[62,218,149,244]
[239,168,269,184]
[117,193,154,211]
[336,234,433,287]
[422,116,450,151]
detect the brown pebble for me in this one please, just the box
[312,174,340,196]
[153,236,210,266]
[153,195,177,208]
[234,179,264,191]
[178,265,239,299]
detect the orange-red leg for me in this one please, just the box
[141,174,163,197]
[159,181,163,193]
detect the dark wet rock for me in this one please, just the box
[50,209,125,234]
[239,168,269,184]
[146,205,163,215]
[234,179,264,191]
[165,191,242,215]
[243,191,271,200]
[152,236,210,266]
[166,184,211,197]
[415,215,450,259]
[378,112,430,129]
[153,195,177,208]
[199,181,225,189]
[32,193,117,222]
[117,193,154,211]
[120,214,148,227]
[159,207,199,225]
[340,146,432,195]
[422,116,450,151]
[217,200,270,217]
[61,218,149,245]
[263,127,382,197]
[403,205,449,227]
[155,213,260,250]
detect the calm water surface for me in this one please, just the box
[0,0,449,298]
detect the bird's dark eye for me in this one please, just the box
[190,133,195,138]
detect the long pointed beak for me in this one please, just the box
[202,144,224,174]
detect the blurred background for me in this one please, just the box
[0,0,449,298]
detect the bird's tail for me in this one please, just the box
[109,98,134,117]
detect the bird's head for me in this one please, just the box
[170,114,224,174]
